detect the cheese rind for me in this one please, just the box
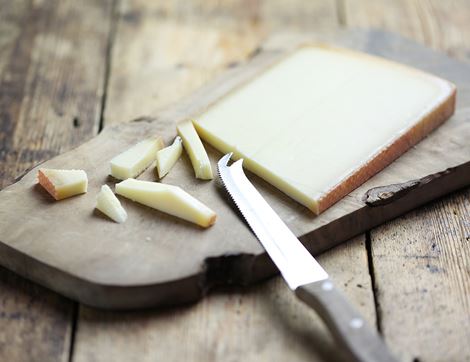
[177,121,213,180]
[193,46,456,214]
[96,185,127,223]
[115,179,216,227]
[37,169,88,200]
[110,137,164,180]
[156,136,183,179]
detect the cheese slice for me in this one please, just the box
[193,46,456,214]
[96,185,127,223]
[110,137,164,180]
[115,179,216,227]
[156,136,183,179]
[38,169,88,200]
[177,121,213,180]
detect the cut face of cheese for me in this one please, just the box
[156,136,183,179]
[38,169,88,200]
[110,137,164,180]
[96,185,127,223]
[177,121,213,180]
[193,46,456,214]
[115,179,216,227]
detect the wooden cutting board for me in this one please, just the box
[0,30,469,309]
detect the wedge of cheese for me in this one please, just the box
[38,169,88,200]
[193,46,456,214]
[156,136,183,179]
[96,185,127,223]
[177,121,213,180]
[115,179,216,227]
[110,137,164,180]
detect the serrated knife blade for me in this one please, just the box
[217,153,327,289]
[217,153,397,362]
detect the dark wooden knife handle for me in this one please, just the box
[296,279,397,362]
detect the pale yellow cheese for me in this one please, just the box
[193,46,455,214]
[110,137,164,180]
[156,136,183,179]
[96,185,127,223]
[177,121,213,180]
[37,169,88,200]
[115,179,216,227]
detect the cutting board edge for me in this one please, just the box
[0,30,469,309]
[0,160,467,309]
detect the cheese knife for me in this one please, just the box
[217,153,397,362]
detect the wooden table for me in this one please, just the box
[1,1,469,361]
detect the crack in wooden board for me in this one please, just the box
[0,30,469,309]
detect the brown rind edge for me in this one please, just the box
[37,169,59,200]
[190,42,458,215]
[316,87,457,214]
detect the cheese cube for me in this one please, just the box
[37,169,88,200]
[110,137,164,180]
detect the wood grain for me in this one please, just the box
[296,279,397,362]
[370,189,470,362]
[0,269,73,362]
[343,0,470,62]
[104,0,338,125]
[0,0,113,360]
[344,2,470,361]
[363,162,470,207]
[73,236,376,362]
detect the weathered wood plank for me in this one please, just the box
[344,1,470,361]
[104,0,338,125]
[73,236,376,362]
[0,0,113,360]
[343,1,425,44]
[343,0,470,61]
[0,268,74,362]
[370,189,470,361]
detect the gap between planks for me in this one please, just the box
[67,0,121,360]
[67,303,79,362]
[98,0,121,133]
[365,231,383,334]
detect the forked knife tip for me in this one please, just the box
[218,153,233,168]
